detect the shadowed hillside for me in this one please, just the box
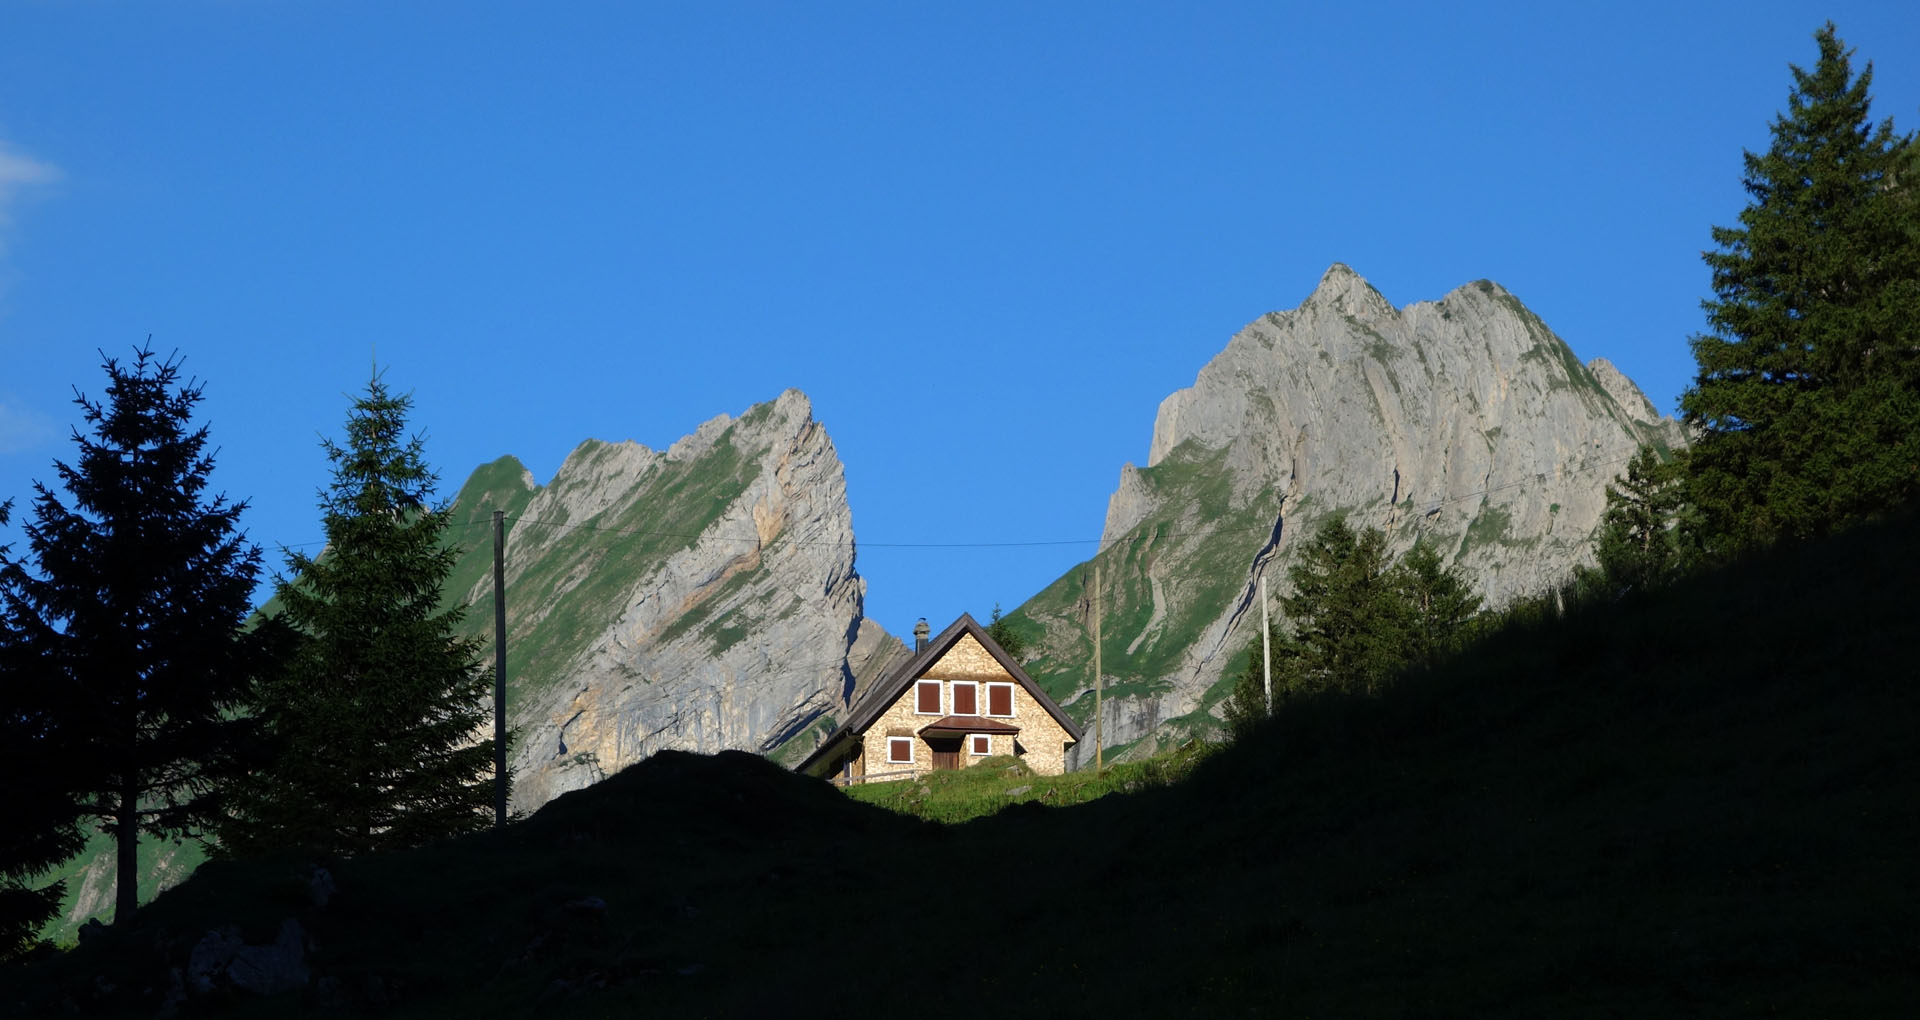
[5,514,1914,1017]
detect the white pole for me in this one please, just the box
[1260,574,1272,716]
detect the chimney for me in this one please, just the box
[913,618,930,653]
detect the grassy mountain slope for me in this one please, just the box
[8,514,1914,1017]
[1010,439,1280,739]
[437,433,765,708]
[36,830,205,946]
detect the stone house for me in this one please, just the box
[795,612,1083,783]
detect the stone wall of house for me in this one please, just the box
[920,634,1003,682]
[855,634,1077,781]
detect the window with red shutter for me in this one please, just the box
[987,683,1013,717]
[952,682,977,715]
[970,734,990,756]
[915,680,940,714]
[888,737,913,763]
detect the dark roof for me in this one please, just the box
[794,612,1084,775]
[916,715,1021,737]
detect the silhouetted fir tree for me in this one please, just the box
[0,348,265,929]
[0,498,87,960]
[1682,23,1920,551]
[225,375,493,857]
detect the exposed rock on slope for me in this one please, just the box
[1012,265,1685,761]
[442,390,904,814]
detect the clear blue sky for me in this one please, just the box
[2,2,1915,638]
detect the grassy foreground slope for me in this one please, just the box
[5,514,1915,1017]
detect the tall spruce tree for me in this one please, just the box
[1681,23,1920,550]
[225,375,493,857]
[0,348,265,928]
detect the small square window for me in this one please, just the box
[970,734,991,756]
[888,737,914,764]
[915,680,940,714]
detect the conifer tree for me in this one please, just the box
[1682,23,1920,549]
[225,375,494,857]
[1587,445,1694,595]
[1274,518,1411,699]
[0,498,87,959]
[0,348,265,928]
[1220,520,1480,739]
[1395,540,1482,670]
[985,602,1028,660]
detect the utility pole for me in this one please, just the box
[492,509,508,827]
[1260,574,1273,716]
[1093,560,1103,771]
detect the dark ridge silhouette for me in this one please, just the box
[5,512,1915,1016]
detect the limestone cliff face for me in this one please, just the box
[1013,265,1685,762]
[444,390,904,814]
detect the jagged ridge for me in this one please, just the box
[441,389,905,813]
[1012,264,1686,761]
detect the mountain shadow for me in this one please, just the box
[6,512,1914,1017]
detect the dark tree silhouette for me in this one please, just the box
[224,374,494,857]
[0,347,265,929]
[0,498,88,959]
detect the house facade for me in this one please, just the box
[795,613,1083,783]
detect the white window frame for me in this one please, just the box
[886,736,915,764]
[913,679,942,716]
[986,682,1016,718]
[969,734,991,756]
[951,681,980,716]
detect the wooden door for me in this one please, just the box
[928,737,962,770]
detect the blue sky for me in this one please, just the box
[1,2,1915,639]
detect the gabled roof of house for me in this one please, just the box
[794,612,1084,774]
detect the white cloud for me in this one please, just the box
[0,398,61,455]
[0,139,61,255]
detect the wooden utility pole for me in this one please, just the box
[1260,574,1273,716]
[1093,560,1103,771]
[492,509,508,827]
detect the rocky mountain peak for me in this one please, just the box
[442,390,902,813]
[1303,261,1395,320]
[1020,267,1686,763]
